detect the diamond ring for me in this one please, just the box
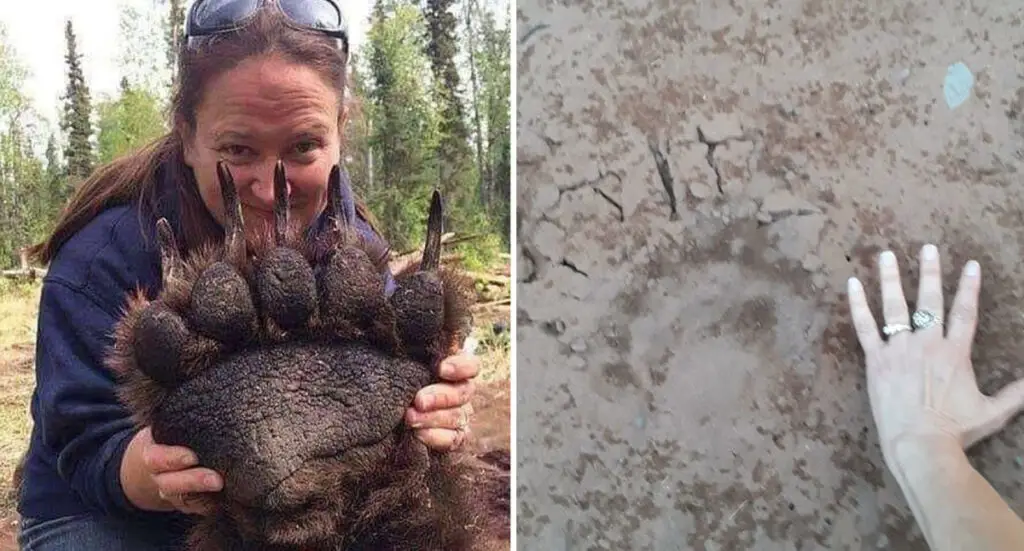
[456,408,470,432]
[912,310,943,330]
[882,323,913,336]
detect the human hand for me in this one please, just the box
[847,244,1024,464]
[405,353,480,451]
[122,427,223,515]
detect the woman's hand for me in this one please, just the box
[405,353,480,451]
[120,427,223,515]
[847,244,1024,464]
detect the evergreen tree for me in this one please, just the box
[44,133,66,216]
[164,0,186,85]
[60,20,94,186]
[422,0,473,180]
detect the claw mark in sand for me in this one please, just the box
[647,138,679,221]
[595,188,624,222]
[559,171,625,222]
[696,126,760,196]
[518,24,550,46]
[560,258,589,278]
[697,127,725,194]
[521,246,539,284]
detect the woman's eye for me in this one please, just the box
[220,145,252,157]
[294,141,319,155]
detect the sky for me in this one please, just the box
[0,0,371,131]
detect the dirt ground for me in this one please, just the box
[0,276,509,550]
[516,1,1024,549]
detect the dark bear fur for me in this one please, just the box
[105,161,510,551]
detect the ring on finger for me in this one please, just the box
[882,323,913,336]
[912,309,943,330]
[456,407,470,432]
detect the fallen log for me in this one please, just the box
[1,268,46,281]
[465,271,510,286]
[394,232,457,257]
[2,248,45,280]
[472,298,511,310]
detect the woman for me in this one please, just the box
[848,244,1024,550]
[17,1,478,548]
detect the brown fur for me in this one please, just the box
[106,186,509,550]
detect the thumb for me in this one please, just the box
[980,378,1024,438]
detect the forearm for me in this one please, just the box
[888,435,1024,551]
[52,417,145,515]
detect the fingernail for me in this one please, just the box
[965,260,980,276]
[922,244,938,260]
[880,251,896,266]
[440,361,456,378]
[205,475,221,490]
[420,394,435,410]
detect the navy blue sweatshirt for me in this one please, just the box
[17,166,393,536]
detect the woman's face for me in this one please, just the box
[183,54,342,238]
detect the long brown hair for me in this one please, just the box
[29,6,378,265]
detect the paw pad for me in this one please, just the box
[107,161,478,547]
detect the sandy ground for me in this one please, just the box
[516,0,1024,549]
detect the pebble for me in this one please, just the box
[570,339,587,353]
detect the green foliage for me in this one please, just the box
[163,0,186,84]
[117,2,171,99]
[478,321,510,354]
[0,1,511,270]
[356,0,510,263]
[96,81,168,165]
[422,0,478,239]
[0,25,54,266]
[357,2,442,252]
[455,231,503,272]
[61,20,94,186]
[0,277,39,300]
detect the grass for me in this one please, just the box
[473,307,511,384]
[0,281,40,518]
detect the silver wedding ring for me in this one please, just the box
[882,323,912,336]
[912,310,943,330]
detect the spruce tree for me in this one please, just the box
[165,0,185,84]
[44,133,66,214]
[61,20,94,185]
[423,0,468,144]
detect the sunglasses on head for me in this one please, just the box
[185,0,348,49]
